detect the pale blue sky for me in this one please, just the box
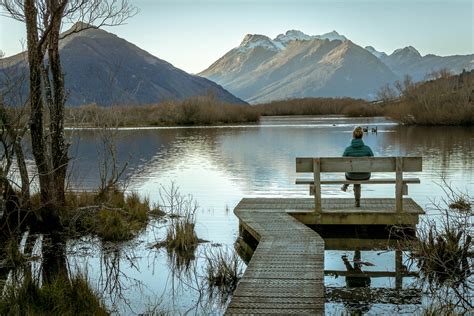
[1,0,473,73]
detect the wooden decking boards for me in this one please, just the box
[227,197,425,314]
[226,200,325,315]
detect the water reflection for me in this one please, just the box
[342,250,372,288]
[320,231,421,315]
[59,116,473,314]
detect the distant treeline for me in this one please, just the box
[253,97,383,117]
[379,69,474,125]
[65,95,260,127]
[66,96,383,128]
[64,70,473,127]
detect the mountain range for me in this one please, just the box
[0,23,245,106]
[2,26,472,106]
[200,30,474,103]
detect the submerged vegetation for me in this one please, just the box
[403,185,473,313]
[153,184,203,267]
[205,246,243,303]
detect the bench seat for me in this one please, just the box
[295,178,421,185]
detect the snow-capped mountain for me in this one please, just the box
[200,30,474,103]
[238,30,348,52]
[238,34,281,52]
[365,46,388,59]
[200,31,397,103]
[1,23,245,106]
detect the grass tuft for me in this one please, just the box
[64,190,152,242]
[0,273,108,315]
[204,247,243,302]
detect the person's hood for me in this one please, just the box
[351,138,365,148]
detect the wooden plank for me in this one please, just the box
[296,177,421,185]
[296,157,422,173]
[313,158,321,213]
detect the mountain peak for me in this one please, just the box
[365,46,387,59]
[284,30,311,39]
[392,46,421,58]
[316,30,347,41]
[274,30,311,46]
[238,34,280,52]
[69,21,95,32]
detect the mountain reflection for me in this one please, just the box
[67,117,473,210]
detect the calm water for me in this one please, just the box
[65,116,473,315]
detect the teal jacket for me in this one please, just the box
[343,138,374,180]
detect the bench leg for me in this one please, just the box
[354,184,361,207]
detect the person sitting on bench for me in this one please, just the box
[341,126,374,207]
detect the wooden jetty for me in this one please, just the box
[227,157,424,315]
[226,199,325,315]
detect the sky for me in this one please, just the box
[1,0,473,74]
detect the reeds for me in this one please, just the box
[154,184,202,268]
[204,246,243,304]
[205,247,242,292]
[0,273,108,315]
[402,183,473,312]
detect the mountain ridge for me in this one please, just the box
[1,24,246,106]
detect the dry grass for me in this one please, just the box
[64,190,155,242]
[402,185,473,312]
[205,247,243,297]
[0,273,108,315]
[164,219,199,254]
[253,97,381,117]
[66,95,259,127]
[413,226,471,286]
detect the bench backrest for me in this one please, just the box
[295,156,422,213]
[296,157,422,173]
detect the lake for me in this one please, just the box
[65,116,473,314]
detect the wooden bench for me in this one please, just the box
[296,157,422,213]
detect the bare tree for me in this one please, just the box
[0,0,137,230]
[0,51,31,238]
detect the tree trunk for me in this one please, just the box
[24,0,59,229]
[48,0,68,206]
